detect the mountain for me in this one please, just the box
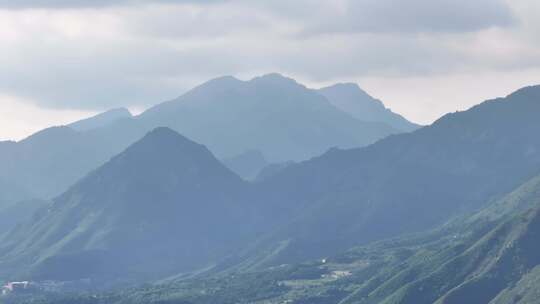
[0,74,401,201]
[68,108,132,132]
[242,84,540,267]
[3,85,540,303]
[318,83,420,132]
[0,128,257,283]
[2,84,540,290]
[139,73,399,162]
[222,150,269,181]
[22,173,540,304]
[332,174,540,304]
[5,84,539,286]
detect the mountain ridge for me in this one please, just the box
[318,82,420,132]
[22,170,540,304]
[0,73,404,202]
[2,80,540,300]
[137,73,399,162]
[240,84,540,268]
[0,127,257,283]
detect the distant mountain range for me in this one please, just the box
[1,85,539,290]
[139,73,406,162]
[3,77,540,304]
[0,73,414,204]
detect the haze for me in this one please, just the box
[1,0,539,140]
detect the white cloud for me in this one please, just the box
[0,0,538,139]
[304,0,515,34]
[0,0,224,9]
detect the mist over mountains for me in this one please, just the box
[1,0,539,302]
[1,77,540,304]
[0,74,411,205]
[138,73,404,161]
[318,83,419,132]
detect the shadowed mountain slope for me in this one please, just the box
[2,85,539,292]
[0,128,256,283]
[244,85,540,267]
[22,168,540,304]
[334,174,540,304]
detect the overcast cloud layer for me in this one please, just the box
[0,0,539,140]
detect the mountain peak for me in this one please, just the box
[178,75,245,99]
[318,83,419,132]
[253,72,289,80]
[106,127,244,188]
[145,126,185,139]
[319,82,386,105]
[198,75,243,89]
[119,127,210,163]
[141,127,201,148]
[66,127,244,208]
[323,82,366,93]
[249,73,302,88]
[206,75,242,84]
[137,72,401,162]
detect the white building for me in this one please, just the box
[2,281,30,295]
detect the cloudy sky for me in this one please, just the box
[0,0,539,140]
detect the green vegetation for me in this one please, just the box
[12,171,540,304]
[3,85,540,304]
